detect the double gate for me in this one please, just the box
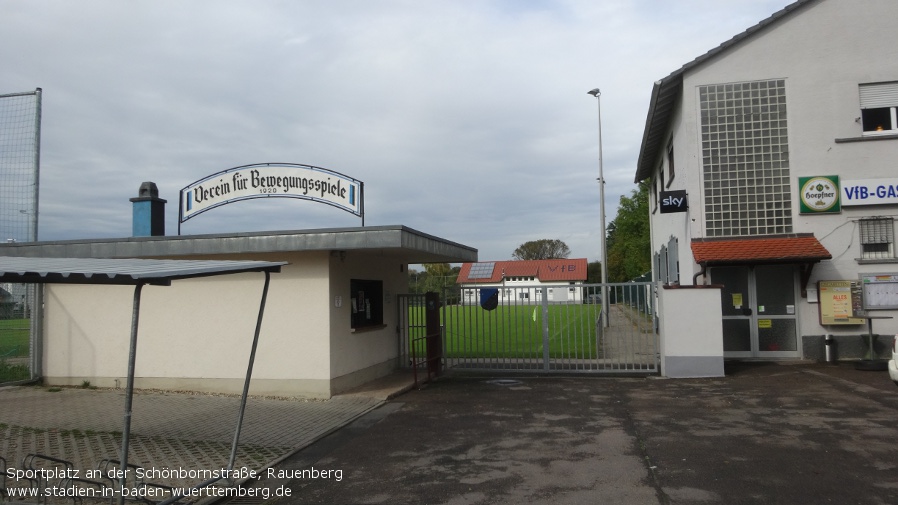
[399,283,658,375]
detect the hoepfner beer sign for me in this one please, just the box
[179,163,363,228]
[799,175,840,214]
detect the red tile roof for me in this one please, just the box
[691,235,831,265]
[457,258,588,284]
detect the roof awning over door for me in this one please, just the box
[691,234,831,265]
[691,234,831,298]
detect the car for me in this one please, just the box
[889,335,898,386]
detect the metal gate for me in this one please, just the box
[398,294,425,367]
[397,293,443,386]
[441,283,658,374]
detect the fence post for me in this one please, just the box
[425,291,442,377]
[541,287,550,371]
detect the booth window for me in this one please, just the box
[350,279,384,329]
[859,217,895,260]
[859,82,898,134]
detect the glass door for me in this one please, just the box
[712,265,799,358]
[754,265,799,356]
[715,266,753,358]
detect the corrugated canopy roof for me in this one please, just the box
[0,257,285,286]
[691,235,831,266]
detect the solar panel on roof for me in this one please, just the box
[468,262,495,279]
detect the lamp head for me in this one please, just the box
[587,88,600,97]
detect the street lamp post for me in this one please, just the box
[588,88,609,327]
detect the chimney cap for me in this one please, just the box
[130,181,167,203]
[138,181,159,198]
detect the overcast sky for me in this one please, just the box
[2,0,791,264]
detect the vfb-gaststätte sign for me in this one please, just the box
[179,163,363,224]
[841,177,898,207]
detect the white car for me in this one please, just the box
[889,335,898,386]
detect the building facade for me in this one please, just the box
[636,0,898,360]
[456,258,589,305]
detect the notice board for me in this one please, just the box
[860,273,898,310]
[818,280,865,325]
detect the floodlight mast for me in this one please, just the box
[588,88,609,328]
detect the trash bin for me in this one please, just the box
[824,334,836,363]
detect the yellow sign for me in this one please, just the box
[818,280,865,325]
[758,319,772,329]
[732,293,743,308]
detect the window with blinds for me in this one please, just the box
[859,217,895,260]
[860,81,898,134]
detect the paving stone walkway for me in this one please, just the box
[0,375,412,504]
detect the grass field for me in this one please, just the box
[0,319,30,357]
[1,319,31,382]
[409,304,602,359]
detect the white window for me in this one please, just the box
[859,217,895,260]
[860,82,898,134]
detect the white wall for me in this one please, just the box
[460,282,586,305]
[328,251,406,392]
[43,251,337,398]
[658,285,724,377]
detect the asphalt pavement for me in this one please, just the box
[241,361,898,505]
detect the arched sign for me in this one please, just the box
[179,163,364,232]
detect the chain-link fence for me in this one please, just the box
[1,89,42,384]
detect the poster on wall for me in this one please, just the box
[799,176,841,214]
[817,280,865,325]
[861,273,898,310]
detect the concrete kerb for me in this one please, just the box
[0,372,416,504]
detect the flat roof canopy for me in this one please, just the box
[0,225,477,264]
[0,256,285,286]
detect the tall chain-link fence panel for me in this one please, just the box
[1,89,42,384]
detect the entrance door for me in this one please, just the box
[712,265,799,358]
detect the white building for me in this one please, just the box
[637,0,898,364]
[0,226,476,398]
[456,259,589,305]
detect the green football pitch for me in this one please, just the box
[409,304,603,359]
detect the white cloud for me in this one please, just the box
[1,0,792,263]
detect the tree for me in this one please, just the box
[408,263,460,296]
[586,260,603,284]
[605,181,651,282]
[512,239,571,260]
